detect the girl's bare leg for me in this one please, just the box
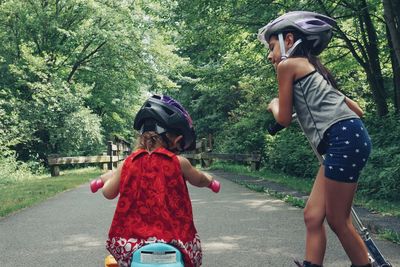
[325,178,369,265]
[303,166,327,265]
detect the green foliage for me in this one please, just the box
[264,126,319,179]
[358,113,400,201]
[0,167,101,218]
[0,0,190,163]
[51,107,104,156]
[0,0,399,204]
[0,153,42,186]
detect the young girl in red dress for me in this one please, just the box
[95,94,219,267]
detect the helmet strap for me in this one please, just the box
[278,33,303,60]
[278,33,287,60]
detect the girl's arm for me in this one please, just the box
[345,97,364,117]
[267,60,295,127]
[102,162,124,199]
[177,156,213,187]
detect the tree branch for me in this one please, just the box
[67,41,107,83]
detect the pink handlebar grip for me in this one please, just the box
[90,179,104,193]
[208,180,221,193]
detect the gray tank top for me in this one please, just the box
[293,70,358,150]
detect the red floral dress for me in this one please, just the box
[106,147,202,267]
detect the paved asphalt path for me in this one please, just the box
[1,173,399,267]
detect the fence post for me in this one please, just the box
[51,165,60,177]
[108,141,113,170]
[102,152,108,170]
[200,138,207,168]
[250,151,261,171]
[114,141,120,169]
[48,154,60,177]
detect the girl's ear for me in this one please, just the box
[285,33,295,48]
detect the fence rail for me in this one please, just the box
[47,136,261,176]
[47,139,131,177]
[182,138,261,171]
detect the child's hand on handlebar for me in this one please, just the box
[90,178,104,193]
[207,179,221,193]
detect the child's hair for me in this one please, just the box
[136,131,165,151]
[279,29,339,89]
[136,131,180,152]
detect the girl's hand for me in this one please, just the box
[267,98,279,113]
[207,179,221,193]
[90,178,104,193]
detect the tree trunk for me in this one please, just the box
[318,0,389,116]
[383,0,400,67]
[359,0,388,116]
[388,29,400,113]
[393,58,400,114]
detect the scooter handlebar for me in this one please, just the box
[90,179,104,193]
[267,122,286,136]
[208,179,221,193]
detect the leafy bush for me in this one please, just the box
[0,152,38,185]
[214,111,268,154]
[51,107,104,156]
[263,125,318,179]
[357,113,400,201]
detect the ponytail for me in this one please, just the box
[308,54,339,89]
[136,131,166,151]
[136,131,178,152]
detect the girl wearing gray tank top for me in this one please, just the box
[258,11,372,267]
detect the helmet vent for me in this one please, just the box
[162,106,174,116]
[307,19,325,26]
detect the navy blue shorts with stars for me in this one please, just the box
[318,118,372,183]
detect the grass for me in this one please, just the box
[207,162,400,218]
[207,161,313,193]
[0,167,102,218]
[379,229,400,245]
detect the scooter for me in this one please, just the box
[90,176,221,267]
[268,114,392,267]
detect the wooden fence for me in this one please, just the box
[47,139,131,177]
[47,136,261,176]
[182,138,261,171]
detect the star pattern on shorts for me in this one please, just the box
[326,120,371,181]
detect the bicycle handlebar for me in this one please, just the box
[208,179,221,193]
[90,179,104,193]
[90,178,221,193]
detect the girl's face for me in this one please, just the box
[267,33,295,69]
[267,35,282,69]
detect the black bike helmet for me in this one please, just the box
[133,94,196,151]
[258,11,336,57]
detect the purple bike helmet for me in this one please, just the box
[258,11,336,58]
[133,94,196,151]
